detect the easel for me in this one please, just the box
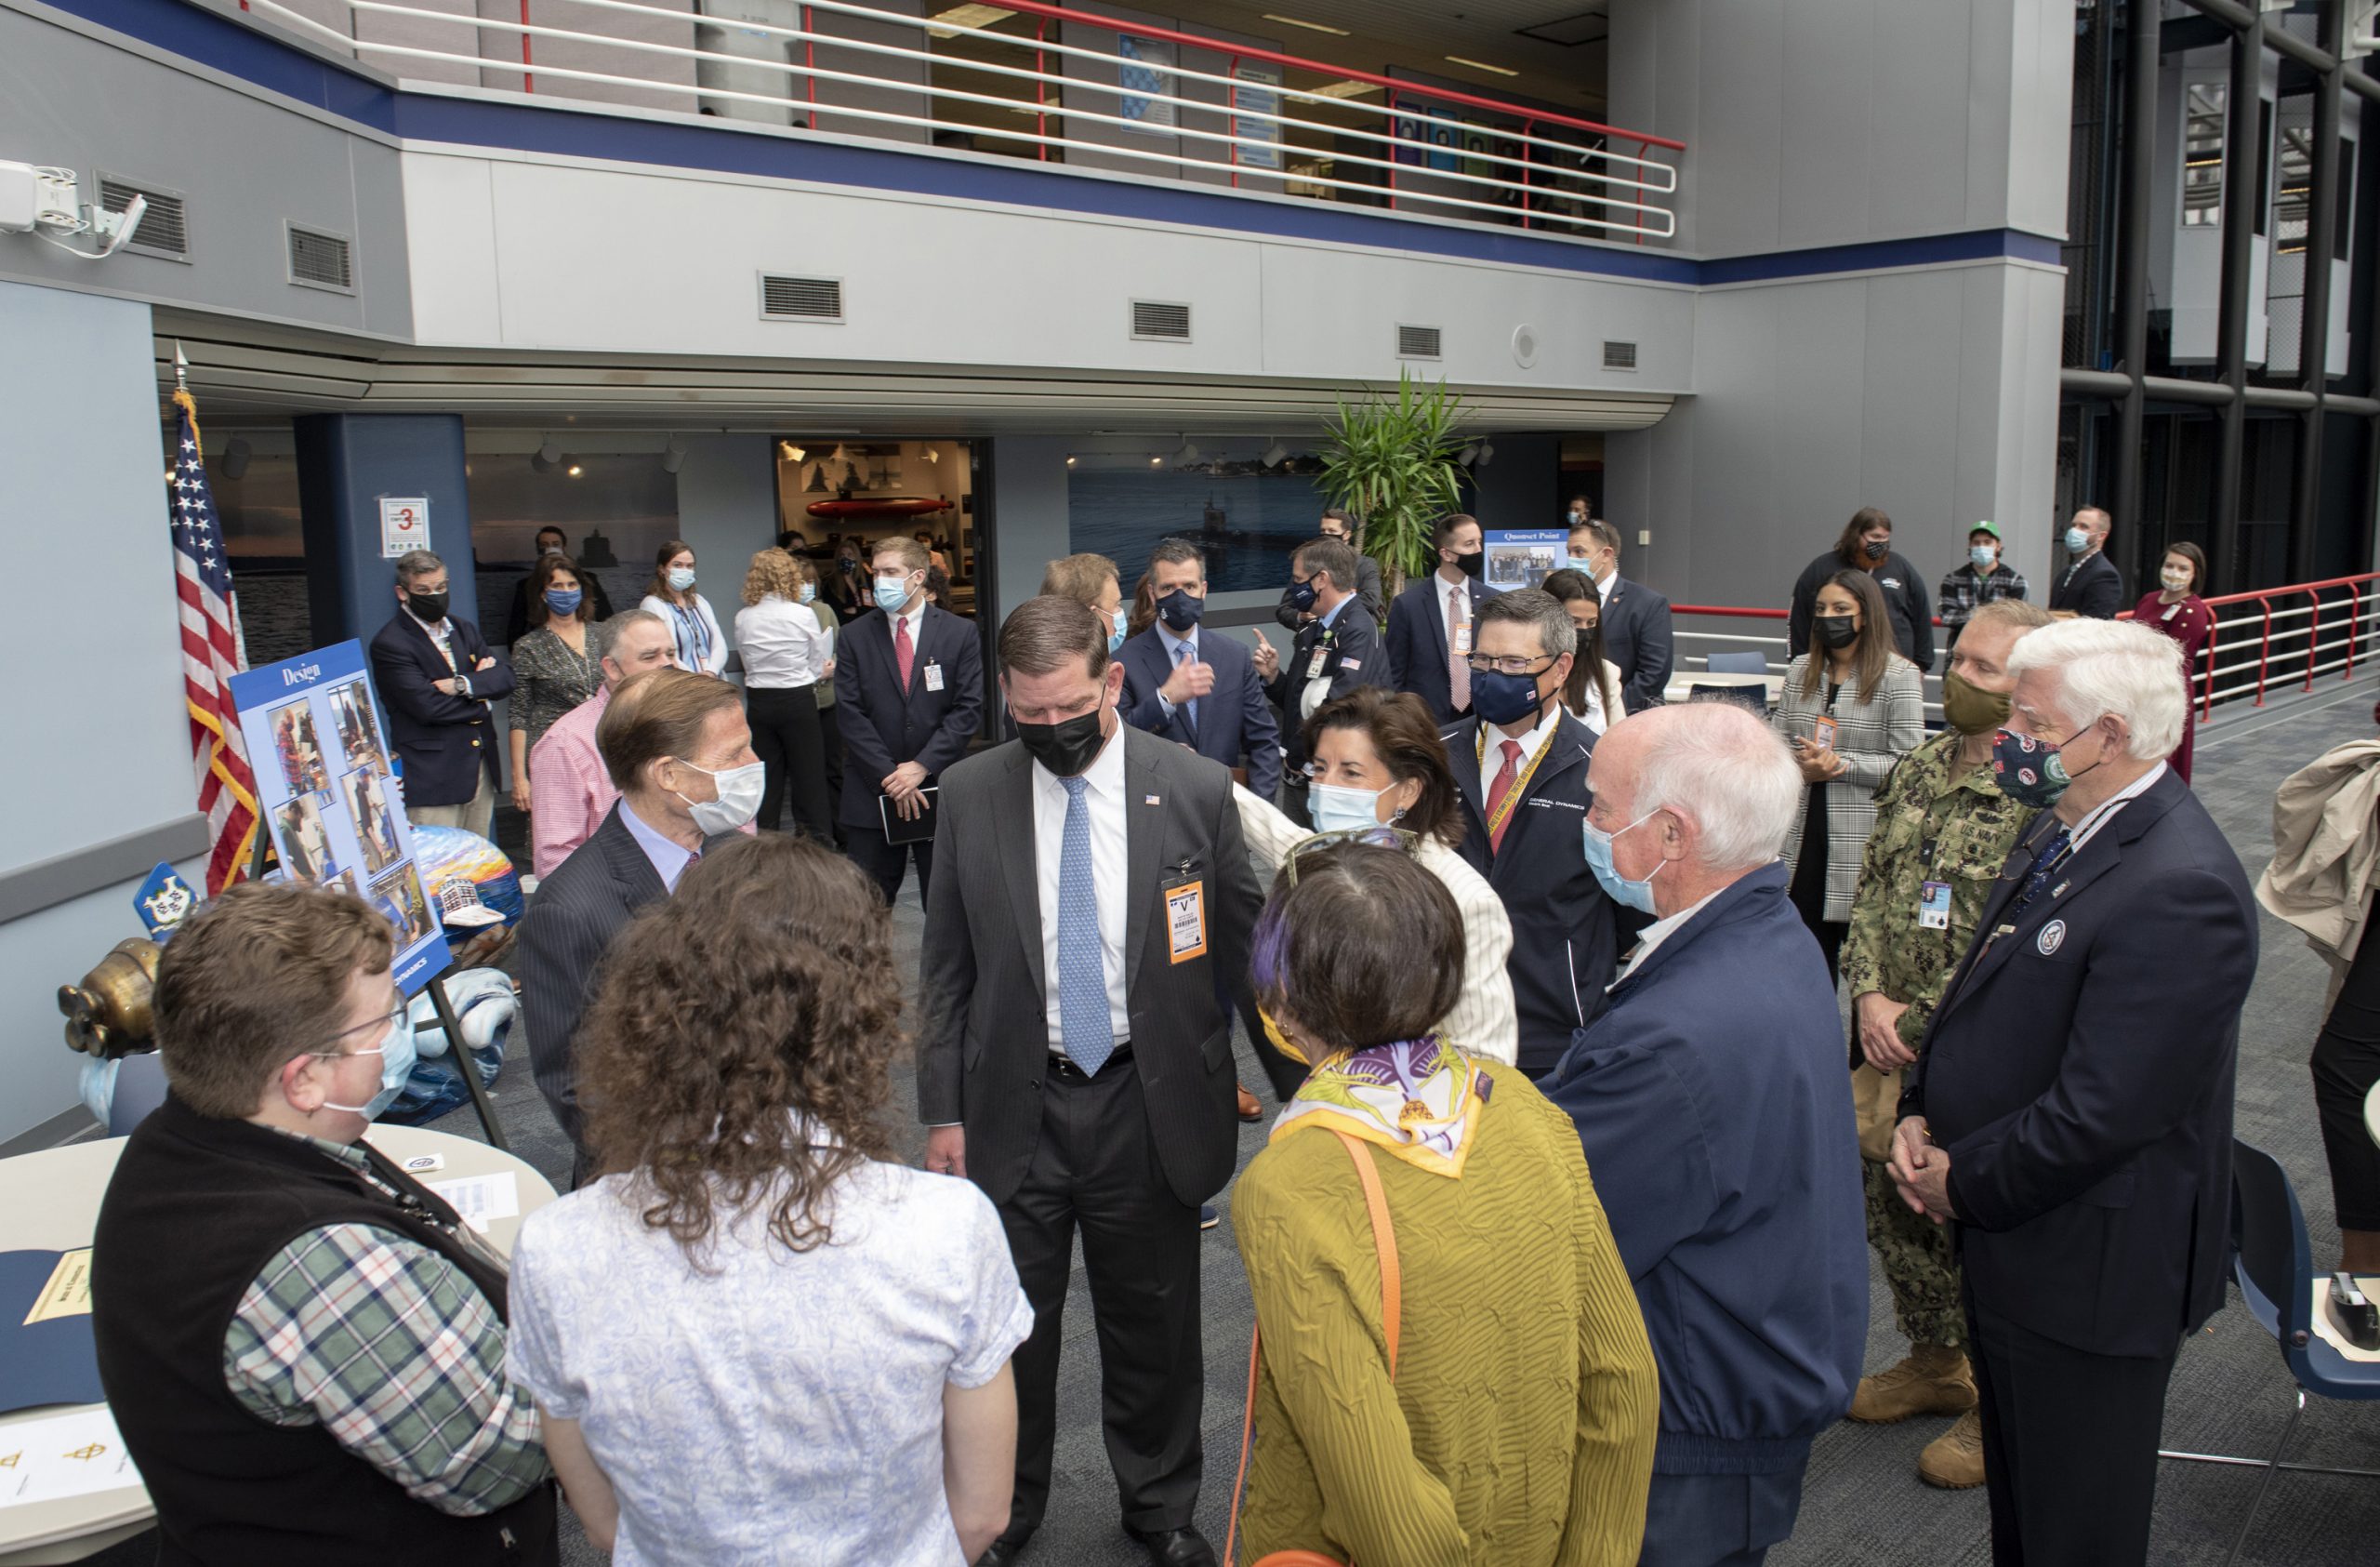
[247,830,510,1150]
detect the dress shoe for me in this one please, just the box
[1918,1406,1986,1489]
[1236,1082,1264,1122]
[1199,1203,1220,1230]
[1847,1343,1976,1423]
[973,1530,1031,1567]
[1126,1524,1218,1567]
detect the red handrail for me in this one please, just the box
[983,0,1689,152]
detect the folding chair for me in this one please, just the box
[1706,650,1768,675]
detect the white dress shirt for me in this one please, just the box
[1032,722,1131,1055]
[1593,570,1617,606]
[735,595,831,688]
[1438,568,1473,647]
[1478,699,1565,780]
[2062,761,2168,858]
[619,796,698,894]
[1617,885,1726,986]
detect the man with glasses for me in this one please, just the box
[91,882,558,1565]
[1439,588,1617,1078]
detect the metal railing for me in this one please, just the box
[231,0,1680,239]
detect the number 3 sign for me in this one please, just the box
[378,497,430,559]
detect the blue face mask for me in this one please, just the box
[1157,589,1205,632]
[322,1010,416,1122]
[1107,609,1126,655]
[1309,781,1394,834]
[874,574,913,615]
[1284,575,1319,614]
[798,583,816,604]
[2064,527,2091,554]
[544,587,584,617]
[1582,811,1664,913]
[1970,545,1997,572]
[1566,554,1596,575]
[667,566,697,592]
[1470,665,1549,727]
[1990,726,2103,810]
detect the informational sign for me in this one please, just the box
[132,861,196,938]
[1117,34,1177,130]
[1485,528,1568,591]
[378,496,430,559]
[226,640,452,994]
[1232,65,1281,170]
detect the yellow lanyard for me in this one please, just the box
[1477,723,1554,845]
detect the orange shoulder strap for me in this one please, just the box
[1331,1129,1401,1378]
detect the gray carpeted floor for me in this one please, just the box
[86,680,2380,1566]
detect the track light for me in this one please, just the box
[1458,443,1479,466]
[532,438,563,472]
[661,439,686,475]
[1261,440,1288,469]
[219,437,251,480]
[1173,440,1200,467]
[1475,441,1495,467]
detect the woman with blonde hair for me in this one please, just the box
[734,547,835,839]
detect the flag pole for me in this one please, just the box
[173,341,188,395]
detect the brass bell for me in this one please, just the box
[59,937,163,1059]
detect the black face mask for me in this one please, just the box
[1016,709,1107,777]
[1284,575,1319,614]
[1157,589,1205,632]
[405,591,450,624]
[1815,615,1859,650]
[1452,549,1485,579]
[1861,538,1888,563]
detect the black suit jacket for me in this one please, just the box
[917,727,1262,1207]
[1596,576,1675,713]
[516,804,735,1157]
[1443,710,1619,1075]
[1384,573,1500,724]
[2050,551,2125,618]
[1902,769,2256,1357]
[1789,551,1937,673]
[830,604,985,830]
[1273,555,1384,630]
[367,612,515,807]
[1117,627,1281,801]
[1263,601,1391,776]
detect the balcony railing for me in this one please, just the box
[233,0,1681,240]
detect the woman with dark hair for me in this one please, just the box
[509,552,603,815]
[1786,506,1936,674]
[507,834,1032,1565]
[2134,540,2215,781]
[1773,568,1924,984]
[1541,566,1627,733]
[1228,685,1519,1064]
[639,539,729,674]
[1125,570,1157,640]
[1226,840,1658,1566]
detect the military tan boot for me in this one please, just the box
[1918,1407,1987,1489]
[1846,1344,1977,1423]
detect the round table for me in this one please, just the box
[0,1125,555,1565]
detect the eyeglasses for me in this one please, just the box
[1283,825,1420,883]
[311,992,405,1058]
[1463,653,1555,676]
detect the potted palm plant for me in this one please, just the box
[1316,371,1471,599]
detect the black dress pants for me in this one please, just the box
[845,825,932,908]
[1964,1286,2178,1567]
[996,1054,1203,1539]
[815,701,847,846]
[2312,917,2380,1230]
[746,685,834,840]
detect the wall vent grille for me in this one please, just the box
[98,178,187,259]
[760,274,844,320]
[287,226,353,292]
[1602,339,1639,371]
[1130,299,1192,340]
[1396,324,1443,359]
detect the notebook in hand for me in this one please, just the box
[879,786,940,845]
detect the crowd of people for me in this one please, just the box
[89,498,2301,1567]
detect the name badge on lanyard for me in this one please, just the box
[1165,880,1208,963]
[924,661,945,692]
[1305,641,1330,682]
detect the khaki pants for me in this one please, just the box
[411,769,496,842]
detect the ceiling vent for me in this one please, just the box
[286,225,353,293]
[1130,299,1192,341]
[760,273,844,321]
[98,176,187,260]
[1602,339,1639,371]
[1396,324,1443,360]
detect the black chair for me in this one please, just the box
[2157,1138,2380,1565]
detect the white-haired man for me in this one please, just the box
[1892,618,2255,1567]
[1546,701,1867,1567]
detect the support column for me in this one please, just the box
[2209,9,2261,592]
[2112,0,2160,554]
[292,414,479,647]
[2290,1,2344,582]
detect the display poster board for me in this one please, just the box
[226,640,452,994]
[1117,34,1177,130]
[1484,528,1568,590]
[1232,65,1281,170]
[378,496,429,558]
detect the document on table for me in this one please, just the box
[0,1408,143,1508]
[428,1173,520,1234]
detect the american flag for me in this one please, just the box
[169,388,259,894]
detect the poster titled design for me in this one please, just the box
[227,640,453,994]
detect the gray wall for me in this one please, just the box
[0,281,201,1147]
[669,432,778,664]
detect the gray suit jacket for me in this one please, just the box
[917,724,1262,1206]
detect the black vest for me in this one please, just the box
[90,1094,557,1567]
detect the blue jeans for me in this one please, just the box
[1637,1467,1808,1567]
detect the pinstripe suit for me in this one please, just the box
[919,722,1261,1541]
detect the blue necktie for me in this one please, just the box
[1174,640,1200,738]
[1057,775,1113,1075]
[2012,826,2072,918]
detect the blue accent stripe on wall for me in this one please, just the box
[49,0,2063,290]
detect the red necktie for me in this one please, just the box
[893,615,915,692]
[1485,738,1523,854]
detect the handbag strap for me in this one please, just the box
[1223,1130,1403,1567]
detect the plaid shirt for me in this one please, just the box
[1937,563,2029,629]
[221,1135,549,1516]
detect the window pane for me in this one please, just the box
[2183,82,2225,229]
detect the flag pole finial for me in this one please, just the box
[173,341,189,394]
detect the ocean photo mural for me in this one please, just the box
[1066,444,1332,593]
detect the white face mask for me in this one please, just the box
[670,758,765,835]
[2161,568,2192,592]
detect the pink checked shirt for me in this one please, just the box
[529,686,615,879]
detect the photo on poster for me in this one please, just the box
[326,679,390,776]
[267,697,332,796]
[271,794,339,883]
[332,870,364,900]
[1485,528,1569,591]
[370,864,437,949]
[343,766,404,874]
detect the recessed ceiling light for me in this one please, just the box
[1308,78,1382,100]
[1263,13,1349,35]
[927,4,1012,38]
[1444,55,1520,76]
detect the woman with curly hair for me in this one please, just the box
[505,833,1033,1565]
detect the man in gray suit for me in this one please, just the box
[919,596,1261,1567]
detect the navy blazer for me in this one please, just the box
[1117,625,1282,801]
[366,611,515,808]
[1443,710,1619,1075]
[830,604,985,831]
[1596,576,1675,713]
[1384,572,1500,724]
[1902,768,2257,1358]
[2050,551,2126,618]
[1263,601,1392,777]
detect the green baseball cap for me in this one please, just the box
[1966,520,2003,540]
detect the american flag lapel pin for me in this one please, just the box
[1144,794,1161,805]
